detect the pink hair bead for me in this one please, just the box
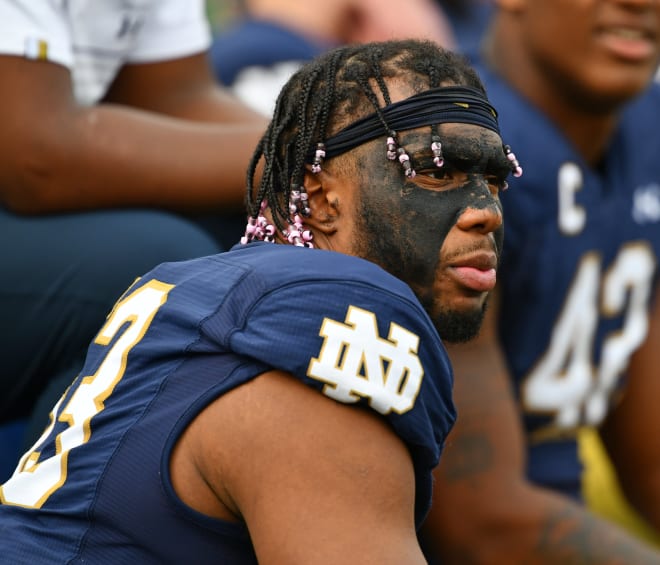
[312,143,326,173]
[431,136,444,167]
[504,144,523,177]
[386,135,397,160]
[397,147,416,178]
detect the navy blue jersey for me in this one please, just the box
[210,19,329,86]
[0,243,455,564]
[476,63,660,498]
[209,19,333,116]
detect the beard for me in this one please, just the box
[433,303,487,343]
[352,219,491,344]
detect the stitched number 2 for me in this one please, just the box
[522,243,655,431]
[0,280,173,508]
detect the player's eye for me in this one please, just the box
[415,165,456,182]
[419,169,449,180]
[407,167,459,191]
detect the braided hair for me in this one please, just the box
[245,39,487,235]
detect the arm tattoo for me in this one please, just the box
[439,431,494,484]
[533,504,660,564]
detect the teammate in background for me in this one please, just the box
[210,0,456,116]
[1,39,517,563]
[420,1,660,563]
[435,0,494,53]
[0,2,267,437]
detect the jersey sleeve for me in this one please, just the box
[127,0,211,63]
[0,1,73,66]
[217,275,456,526]
[229,280,444,404]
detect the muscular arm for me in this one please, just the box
[600,285,660,531]
[0,53,267,214]
[420,292,660,564]
[172,370,426,565]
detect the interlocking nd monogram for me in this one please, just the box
[307,306,424,415]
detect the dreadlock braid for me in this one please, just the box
[244,39,487,237]
[369,46,393,107]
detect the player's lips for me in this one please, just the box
[597,22,658,62]
[448,252,497,293]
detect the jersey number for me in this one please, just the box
[522,243,655,430]
[0,280,172,508]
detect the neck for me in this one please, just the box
[481,17,620,167]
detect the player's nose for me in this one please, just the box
[455,203,502,234]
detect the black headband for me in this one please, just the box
[311,85,500,161]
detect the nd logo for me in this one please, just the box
[307,306,424,415]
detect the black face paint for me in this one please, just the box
[361,174,500,276]
[353,127,506,340]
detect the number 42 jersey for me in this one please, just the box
[480,65,660,497]
[0,242,456,564]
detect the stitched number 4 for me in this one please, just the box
[522,243,655,431]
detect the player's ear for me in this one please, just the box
[302,168,342,235]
